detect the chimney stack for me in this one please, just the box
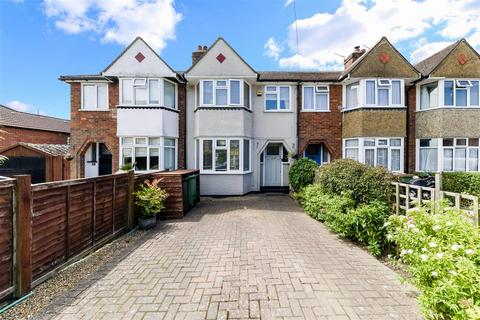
[344,46,366,69]
[192,45,208,65]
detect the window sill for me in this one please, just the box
[199,170,252,175]
[263,109,293,113]
[301,110,330,113]
[416,106,480,112]
[117,105,178,112]
[342,106,407,112]
[194,106,252,113]
[79,109,109,112]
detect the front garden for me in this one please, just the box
[290,158,480,320]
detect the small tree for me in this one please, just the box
[288,157,318,192]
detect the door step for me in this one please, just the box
[260,186,289,194]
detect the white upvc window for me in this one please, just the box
[345,82,359,109]
[343,137,404,172]
[364,79,403,107]
[264,85,291,111]
[81,83,108,110]
[418,138,439,172]
[419,81,439,110]
[303,85,329,111]
[197,137,251,174]
[444,79,479,107]
[120,136,177,172]
[120,78,177,109]
[199,79,250,108]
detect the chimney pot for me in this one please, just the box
[354,45,360,52]
[192,44,208,65]
[344,46,366,70]
[197,45,202,51]
[203,45,207,51]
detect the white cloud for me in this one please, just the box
[410,39,452,63]
[43,0,182,51]
[264,37,284,60]
[6,100,39,113]
[284,0,294,6]
[271,0,480,69]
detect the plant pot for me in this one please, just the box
[138,216,156,230]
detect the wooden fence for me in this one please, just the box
[0,169,199,304]
[392,178,479,227]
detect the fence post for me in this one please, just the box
[434,172,442,204]
[127,170,135,229]
[13,175,32,298]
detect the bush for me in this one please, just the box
[298,185,390,256]
[315,159,393,205]
[289,157,318,192]
[442,172,480,198]
[134,178,169,218]
[387,204,480,319]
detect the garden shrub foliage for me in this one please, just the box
[315,159,393,205]
[288,157,318,192]
[442,172,480,198]
[134,178,169,218]
[387,204,480,320]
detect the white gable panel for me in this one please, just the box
[103,38,176,77]
[187,39,256,78]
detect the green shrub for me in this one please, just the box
[387,205,480,319]
[315,159,393,205]
[134,178,169,218]
[298,185,389,256]
[289,157,318,192]
[442,172,480,198]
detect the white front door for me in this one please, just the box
[84,143,99,178]
[264,144,282,186]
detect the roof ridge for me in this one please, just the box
[0,104,69,122]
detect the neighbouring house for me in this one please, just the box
[60,37,186,179]
[408,39,480,173]
[0,104,70,149]
[61,36,479,195]
[0,143,70,183]
[339,37,420,173]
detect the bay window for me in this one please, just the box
[303,85,329,111]
[265,85,290,111]
[197,138,251,173]
[199,79,250,108]
[120,136,177,171]
[420,82,439,110]
[441,138,479,172]
[343,138,404,172]
[120,78,177,108]
[345,82,359,109]
[444,80,479,107]
[364,79,403,107]
[82,83,108,110]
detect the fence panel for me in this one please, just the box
[114,176,129,231]
[0,180,14,300]
[68,182,94,257]
[31,187,67,280]
[93,179,114,242]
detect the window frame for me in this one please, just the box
[440,137,480,172]
[119,78,177,109]
[343,137,404,172]
[364,78,404,108]
[119,136,177,172]
[302,84,330,112]
[197,137,252,174]
[418,79,480,111]
[264,85,292,112]
[81,82,109,111]
[199,79,250,108]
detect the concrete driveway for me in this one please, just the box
[37,194,421,320]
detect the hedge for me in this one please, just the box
[442,172,480,198]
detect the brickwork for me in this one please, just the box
[406,86,417,173]
[0,127,68,150]
[69,82,119,178]
[298,84,343,159]
[37,195,421,320]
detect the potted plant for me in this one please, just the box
[134,178,169,229]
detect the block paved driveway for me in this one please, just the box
[38,194,421,320]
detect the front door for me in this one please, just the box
[264,144,282,186]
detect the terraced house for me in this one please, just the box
[61,36,480,195]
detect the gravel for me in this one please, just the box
[0,229,148,320]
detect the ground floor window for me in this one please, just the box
[197,137,251,173]
[304,143,331,165]
[120,136,177,171]
[418,138,480,172]
[343,137,403,172]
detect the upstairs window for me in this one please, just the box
[265,85,290,111]
[200,79,249,108]
[82,83,108,110]
[303,85,329,111]
[444,79,479,107]
[120,78,176,108]
[365,79,403,107]
[420,82,439,110]
[345,82,359,109]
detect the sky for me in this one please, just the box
[0,0,479,120]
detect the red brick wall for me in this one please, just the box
[298,84,343,159]
[177,82,186,169]
[0,127,68,150]
[406,85,417,173]
[69,82,119,178]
